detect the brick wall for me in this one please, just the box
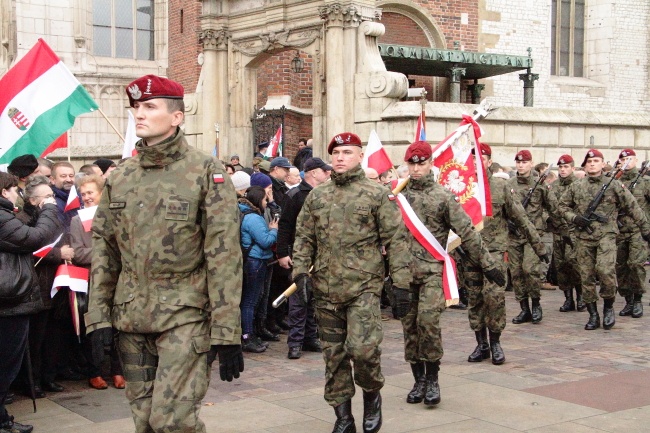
[167,0,201,92]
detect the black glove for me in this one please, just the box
[294,273,313,305]
[562,235,574,249]
[573,215,590,229]
[484,268,506,287]
[209,345,244,382]
[642,232,650,243]
[392,286,411,319]
[539,254,550,264]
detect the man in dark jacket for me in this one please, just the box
[277,158,331,359]
[50,161,78,236]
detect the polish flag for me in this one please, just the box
[64,184,80,212]
[77,205,97,232]
[415,111,426,142]
[264,125,282,159]
[33,233,63,258]
[51,263,89,298]
[362,130,393,175]
[122,110,138,159]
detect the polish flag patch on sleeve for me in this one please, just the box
[213,174,225,184]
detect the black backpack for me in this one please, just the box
[240,209,257,260]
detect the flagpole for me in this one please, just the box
[34,257,44,267]
[98,108,126,142]
[66,130,71,162]
[420,88,427,133]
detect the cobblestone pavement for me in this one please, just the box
[10,289,650,432]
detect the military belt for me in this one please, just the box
[120,352,158,367]
[319,330,347,343]
[123,367,157,383]
[318,317,347,329]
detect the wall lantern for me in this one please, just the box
[290,51,304,73]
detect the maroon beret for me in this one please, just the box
[557,154,574,165]
[126,75,184,108]
[404,141,432,163]
[479,142,492,157]
[581,149,604,167]
[619,149,636,159]
[327,132,363,154]
[514,150,532,162]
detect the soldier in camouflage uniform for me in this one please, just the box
[549,155,584,312]
[85,75,244,433]
[390,141,505,408]
[292,132,400,433]
[507,150,562,325]
[615,149,650,318]
[463,144,546,366]
[558,149,650,330]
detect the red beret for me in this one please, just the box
[619,149,636,159]
[126,75,184,108]
[557,154,574,165]
[514,150,532,162]
[404,141,432,163]
[327,132,362,154]
[581,149,604,167]
[479,142,492,157]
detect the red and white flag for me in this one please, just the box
[122,110,138,159]
[431,115,491,238]
[77,205,97,232]
[64,184,80,212]
[40,132,68,158]
[33,233,63,258]
[263,125,283,159]
[51,263,89,298]
[362,130,393,175]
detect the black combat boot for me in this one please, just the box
[575,286,587,312]
[332,400,356,433]
[559,290,575,312]
[450,288,468,310]
[584,302,601,330]
[632,294,644,318]
[603,298,615,330]
[362,391,382,433]
[406,362,426,403]
[512,299,532,324]
[241,335,267,353]
[619,295,633,316]
[423,361,441,406]
[531,298,543,324]
[488,330,505,365]
[467,328,490,362]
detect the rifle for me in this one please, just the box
[507,164,554,235]
[577,159,629,234]
[628,161,649,192]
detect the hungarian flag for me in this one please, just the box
[50,263,89,298]
[431,115,491,248]
[77,205,98,232]
[122,110,139,159]
[64,184,81,212]
[33,233,63,258]
[415,111,426,141]
[362,130,393,175]
[263,125,282,159]
[0,38,98,164]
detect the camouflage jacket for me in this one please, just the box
[292,165,400,304]
[391,174,498,287]
[558,172,650,240]
[85,128,243,346]
[507,172,565,238]
[482,171,544,255]
[547,173,577,234]
[618,168,650,234]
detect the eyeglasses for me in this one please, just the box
[32,194,54,199]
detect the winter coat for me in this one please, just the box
[238,200,277,260]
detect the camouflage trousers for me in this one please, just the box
[314,292,384,406]
[508,238,541,301]
[399,266,446,364]
[552,234,581,291]
[119,320,211,433]
[575,234,618,304]
[616,231,648,297]
[462,258,507,333]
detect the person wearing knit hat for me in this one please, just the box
[552,154,585,314]
[290,131,401,432]
[231,171,251,196]
[558,148,650,331]
[507,149,563,326]
[615,147,650,318]
[93,158,117,178]
[250,172,272,189]
[7,154,39,211]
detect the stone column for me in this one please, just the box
[468,80,485,104]
[519,69,539,107]
[199,28,229,155]
[446,66,466,103]
[319,4,346,140]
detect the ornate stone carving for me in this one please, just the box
[199,28,230,51]
[231,29,320,56]
[364,71,408,98]
[319,3,381,27]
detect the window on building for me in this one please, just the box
[93,0,154,60]
[551,0,585,77]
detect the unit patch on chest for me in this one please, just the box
[165,200,190,221]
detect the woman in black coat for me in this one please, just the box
[0,171,61,433]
